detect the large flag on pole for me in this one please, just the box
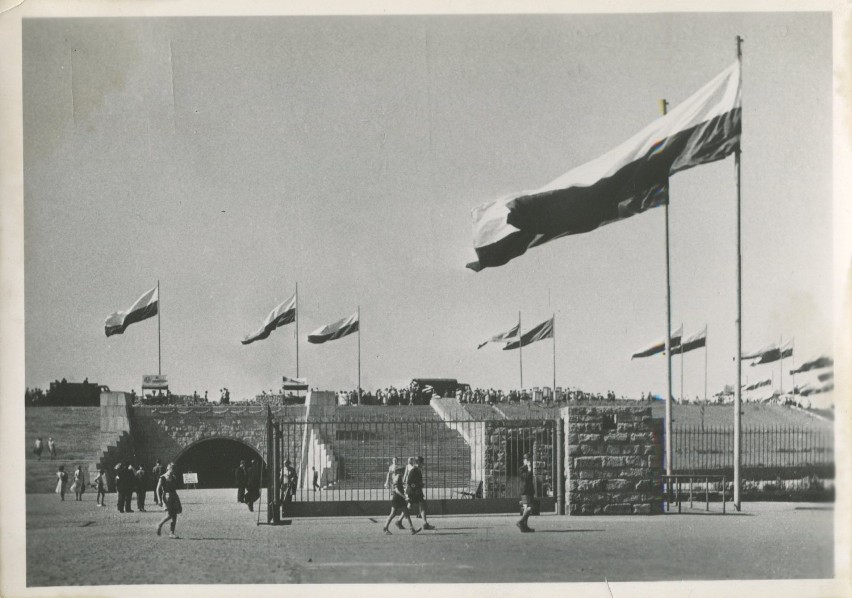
[631,325,682,359]
[104,286,159,337]
[503,317,553,351]
[468,61,742,271]
[307,312,359,344]
[671,326,707,355]
[745,338,793,366]
[241,293,296,345]
[477,321,520,349]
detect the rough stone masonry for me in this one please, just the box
[563,406,663,515]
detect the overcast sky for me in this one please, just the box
[22,12,833,400]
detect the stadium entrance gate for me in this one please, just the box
[261,407,558,520]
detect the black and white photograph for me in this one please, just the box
[1,1,849,596]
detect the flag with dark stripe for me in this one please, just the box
[104,286,158,337]
[307,312,359,344]
[503,317,553,351]
[670,326,707,355]
[241,293,296,345]
[468,61,741,271]
[631,325,682,359]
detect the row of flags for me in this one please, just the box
[630,325,708,359]
[742,339,793,366]
[104,286,360,347]
[477,317,554,351]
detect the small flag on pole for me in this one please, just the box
[241,293,296,345]
[477,321,520,349]
[307,312,359,344]
[468,61,741,271]
[104,286,159,337]
[631,325,682,359]
[671,326,707,355]
[503,317,553,351]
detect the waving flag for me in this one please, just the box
[308,312,359,344]
[241,293,296,345]
[746,339,793,366]
[477,321,520,349]
[503,317,553,351]
[468,61,741,271]
[671,326,707,355]
[631,325,682,359]
[105,286,158,337]
[790,356,833,375]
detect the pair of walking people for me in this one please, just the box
[382,455,434,535]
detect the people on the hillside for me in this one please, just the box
[151,459,164,506]
[382,465,419,535]
[71,465,85,501]
[517,453,536,533]
[406,456,435,530]
[94,468,107,506]
[156,462,182,539]
[135,465,148,511]
[33,437,43,460]
[48,437,57,460]
[55,465,68,501]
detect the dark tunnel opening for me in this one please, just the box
[174,438,264,489]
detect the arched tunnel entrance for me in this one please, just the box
[174,438,264,489]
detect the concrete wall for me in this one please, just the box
[562,406,662,515]
[430,398,487,494]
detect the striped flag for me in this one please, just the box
[477,320,520,349]
[671,326,707,355]
[631,325,682,359]
[241,293,296,345]
[503,317,553,351]
[790,356,832,375]
[468,61,741,271]
[746,339,793,366]
[104,286,158,337]
[307,312,359,344]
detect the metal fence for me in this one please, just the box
[671,425,834,486]
[265,415,556,505]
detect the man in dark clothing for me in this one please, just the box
[282,460,297,504]
[135,465,147,511]
[115,462,134,513]
[235,460,248,504]
[406,456,435,530]
[517,453,536,532]
[312,466,320,491]
[151,459,164,506]
[244,459,261,512]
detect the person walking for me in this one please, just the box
[312,466,320,491]
[156,463,182,539]
[244,459,261,512]
[282,460,298,505]
[94,468,107,507]
[517,453,536,533]
[382,465,419,535]
[151,459,164,507]
[406,456,435,530]
[33,437,43,461]
[234,460,248,504]
[55,465,68,501]
[135,465,148,511]
[71,465,85,501]
[48,437,57,460]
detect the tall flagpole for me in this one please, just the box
[778,335,783,394]
[357,305,361,404]
[680,321,684,405]
[660,98,674,479]
[552,314,557,396]
[704,326,708,404]
[518,310,523,389]
[734,34,744,511]
[157,280,161,376]
[295,282,300,379]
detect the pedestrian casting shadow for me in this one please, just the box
[535,529,604,533]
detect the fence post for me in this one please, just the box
[556,417,565,515]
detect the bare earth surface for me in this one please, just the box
[26,489,833,586]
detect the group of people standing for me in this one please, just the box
[34,436,57,460]
[54,464,86,501]
[234,459,263,512]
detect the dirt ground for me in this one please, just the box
[23,489,833,586]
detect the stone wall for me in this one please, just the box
[563,406,662,515]
[484,420,554,499]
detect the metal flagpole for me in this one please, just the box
[778,335,783,395]
[660,98,674,479]
[704,326,708,404]
[680,321,684,405]
[734,34,744,511]
[518,310,523,389]
[552,314,557,395]
[157,280,161,376]
[357,305,361,404]
[295,283,300,379]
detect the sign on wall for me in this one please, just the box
[142,374,168,389]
